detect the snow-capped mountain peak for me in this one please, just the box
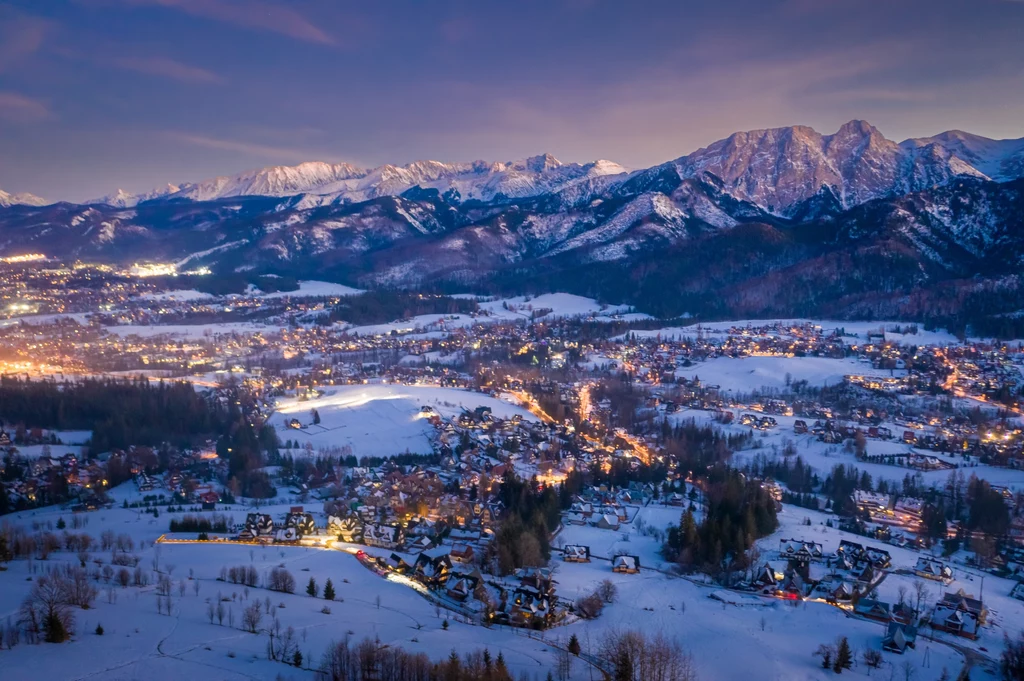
[88,154,630,208]
[0,189,49,208]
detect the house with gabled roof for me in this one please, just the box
[612,555,640,574]
[363,523,404,550]
[563,545,591,563]
[914,557,952,582]
[854,599,892,622]
[413,552,452,587]
[780,539,824,563]
[883,622,918,654]
[929,590,985,639]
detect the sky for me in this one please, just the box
[0,0,1022,202]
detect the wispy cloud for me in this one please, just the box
[93,0,333,45]
[108,55,222,84]
[0,7,53,73]
[0,91,54,122]
[168,132,321,162]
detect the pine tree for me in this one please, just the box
[293,650,303,667]
[834,637,852,672]
[568,633,581,656]
[306,576,318,598]
[323,578,334,601]
[56,517,66,530]
[496,651,508,674]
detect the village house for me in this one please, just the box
[914,557,953,582]
[882,622,919,654]
[363,523,405,550]
[450,543,475,564]
[563,545,591,563]
[929,590,985,639]
[612,554,640,574]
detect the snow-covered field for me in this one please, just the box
[267,384,536,457]
[625,319,962,346]
[677,355,891,392]
[256,281,364,299]
[343,293,646,337]
[1,480,997,681]
[103,321,285,338]
[0,486,574,681]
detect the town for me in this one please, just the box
[2,258,1024,681]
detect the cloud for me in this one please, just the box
[0,91,54,122]
[168,132,320,162]
[107,55,222,84]
[0,8,52,73]
[96,0,333,44]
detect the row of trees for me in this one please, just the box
[317,637,541,681]
[0,376,227,455]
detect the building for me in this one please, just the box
[563,545,591,563]
[612,555,640,574]
[914,557,953,582]
[363,523,404,550]
[929,590,985,639]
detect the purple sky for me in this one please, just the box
[1,0,1022,202]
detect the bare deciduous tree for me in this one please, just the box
[242,601,263,634]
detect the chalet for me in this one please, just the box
[563,545,591,563]
[597,514,620,531]
[508,587,553,627]
[566,512,587,525]
[274,526,300,542]
[752,563,779,590]
[854,599,892,622]
[338,516,365,543]
[783,571,809,599]
[794,420,808,434]
[612,555,640,574]
[914,557,952,582]
[780,539,824,564]
[385,553,412,574]
[855,565,876,584]
[826,581,856,603]
[882,622,919,654]
[518,567,556,595]
[892,602,915,625]
[446,575,477,602]
[836,539,891,568]
[240,513,274,540]
[285,512,316,536]
[406,536,434,553]
[929,590,985,639]
[364,523,404,550]
[450,543,475,564]
[413,553,452,587]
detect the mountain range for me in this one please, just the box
[2,120,1024,333]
